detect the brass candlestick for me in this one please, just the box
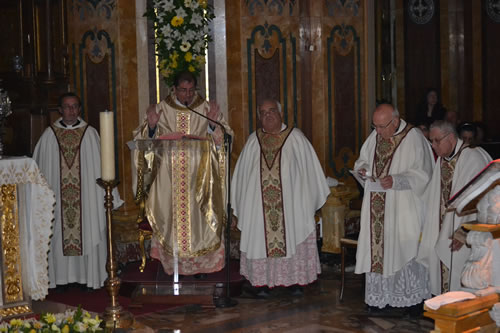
[96,179,133,331]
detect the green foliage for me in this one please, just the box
[144,0,215,87]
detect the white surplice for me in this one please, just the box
[232,125,330,287]
[417,140,492,295]
[33,117,123,289]
[354,120,434,307]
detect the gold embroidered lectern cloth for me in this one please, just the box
[0,157,55,302]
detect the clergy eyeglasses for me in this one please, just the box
[371,117,394,130]
[430,132,450,145]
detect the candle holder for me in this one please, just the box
[96,178,133,331]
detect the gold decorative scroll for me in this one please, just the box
[0,184,24,303]
[0,305,31,317]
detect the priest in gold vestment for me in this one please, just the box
[133,72,233,275]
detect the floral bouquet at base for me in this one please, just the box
[144,0,215,87]
[0,307,102,332]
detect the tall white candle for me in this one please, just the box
[100,111,115,181]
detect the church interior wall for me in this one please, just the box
[0,0,499,223]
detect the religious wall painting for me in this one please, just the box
[327,24,361,183]
[325,0,360,17]
[73,0,116,21]
[247,22,298,132]
[245,0,297,16]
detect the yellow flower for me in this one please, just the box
[198,0,208,8]
[44,313,56,324]
[34,322,42,329]
[184,52,193,62]
[62,324,70,333]
[188,65,196,72]
[29,330,36,333]
[171,61,178,69]
[170,52,179,61]
[171,16,184,27]
[196,55,206,64]
[9,319,23,327]
[161,68,172,77]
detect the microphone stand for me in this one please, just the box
[184,102,237,308]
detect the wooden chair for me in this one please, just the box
[339,237,358,301]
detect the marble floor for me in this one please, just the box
[32,262,435,332]
[134,279,434,332]
[38,263,431,332]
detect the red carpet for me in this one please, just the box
[45,285,176,316]
[45,259,244,315]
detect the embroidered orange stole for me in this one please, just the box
[51,125,88,256]
[439,144,469,292]
[256,127,293,258]
[370,124,413,273]
[172,110,193,256]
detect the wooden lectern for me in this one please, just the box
[424,159,500,332]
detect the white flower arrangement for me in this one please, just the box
[0,307,102,332]
[145,0,215,87]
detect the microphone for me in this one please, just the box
[183,101,230,139]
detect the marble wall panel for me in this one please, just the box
[228,0,371,182]
[67,0,140,213]
[482,0,500,141]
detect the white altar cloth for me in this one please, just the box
[0,157,55,300]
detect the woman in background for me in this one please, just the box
[416,88,446,127]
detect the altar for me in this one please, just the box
[0,157,55,318]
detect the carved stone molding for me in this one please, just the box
[245,0,297,16]
[407,0,435,25]
[325,0,360,17]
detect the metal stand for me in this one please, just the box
[215,132,237,308]
[96,179,134,330]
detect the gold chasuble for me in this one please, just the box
[370,124,413,273]
[50,125,88,256]
[256,127,293,258]
[138,94,228,271]
[438,144,468,292]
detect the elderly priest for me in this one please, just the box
[232,99,329,294]
[417,120,492,295]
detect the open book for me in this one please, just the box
[447,159,500,215]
